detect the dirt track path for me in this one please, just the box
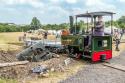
[60,63,125,83]
[60,36,125,83]
[60,51,125,83]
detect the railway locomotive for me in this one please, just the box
[61,11,115,62]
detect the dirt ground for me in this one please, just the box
[0,32,125,83]
[61,63,125,83]
[27,59,84,83]
[0,50,18,63]
[0,52,84,83]
[112,42,125,57]
[0,32,84,83]
[61,47,125,83]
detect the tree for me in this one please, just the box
[42,23,69,30]
[117,16,125,28]
[59,23,69,30]
[30,17,41,30]
[105,21,119,28]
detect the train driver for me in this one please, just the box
[94,16,104,36]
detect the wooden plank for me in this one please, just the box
[0,61,29,67]
[103,63,125,72]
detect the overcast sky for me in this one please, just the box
[0,0,125,24]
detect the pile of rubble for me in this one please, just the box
[0,40,76,82]
[0,50,18,63]
[29,57,75,78]
[0,49,75,82]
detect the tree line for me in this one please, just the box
[0,17,69,32]
[0,16,125,32]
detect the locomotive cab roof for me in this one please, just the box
[76,11,115,18]
[71,11,115,35]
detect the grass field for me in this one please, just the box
[0,78,17,83]
[0,32,23,51]
[0,32,24,43]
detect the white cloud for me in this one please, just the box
[86,0,103,6]
[65,0,77,4]
[119,0,125,2]
[85,0,116,12]
[0,0,123,24]
[50,0,78,4]
[40,6,70,24]
[0,0,44,8]
[50,0,60,3]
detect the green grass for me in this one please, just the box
[0,78,18,83]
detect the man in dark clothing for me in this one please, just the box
[94,16,104,36]
[88,16,104,46]
[85,16,105,51]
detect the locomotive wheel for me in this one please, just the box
[68,48,75,58]
[76,53,82,59]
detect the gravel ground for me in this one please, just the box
[60,52,125,83]
[0,50,18,63]
[110,52,125,66]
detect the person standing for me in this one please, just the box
[114,30,120,51]
[120,29,124,40]
[88,16,104,46]
[44,31,48,39]
[43,31,48,44]
[94,16,104,36]
[23,32,27,41]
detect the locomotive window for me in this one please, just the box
[98,41,103,47]
[103,40,108,47]
[98,40,107,47]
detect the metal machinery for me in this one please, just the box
[61,11,115,62]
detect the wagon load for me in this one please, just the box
[16,40,63,62]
